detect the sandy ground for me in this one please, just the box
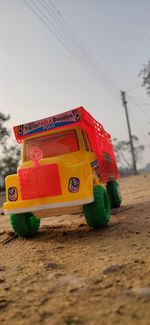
[0,174,150,325]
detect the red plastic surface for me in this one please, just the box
[80,108,119,182]
[18,164,62,200]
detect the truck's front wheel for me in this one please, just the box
[10,212,40,237]
[83,185,111,228]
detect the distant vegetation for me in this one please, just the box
[113,136,145,176]
[0,112,21,191]
[140,59,150,95]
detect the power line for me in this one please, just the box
[23,0,120,101]
[128,108,150,146]
[45,0,120,96]
[126,83,142,93]
[127,94,150,106]
[22,0,120,103]
[127,105,150,143]
[127,96,150,120]
[128,94,150,101]
[127,96,150,143]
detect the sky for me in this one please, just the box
[0,0,150,168]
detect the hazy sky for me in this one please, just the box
[0,0,150,167]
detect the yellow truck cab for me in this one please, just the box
[3,107,122,237]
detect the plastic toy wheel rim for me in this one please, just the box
[106,181,122,209]
[83,185,111,228]
[10,212,40,237]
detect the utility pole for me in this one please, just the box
[120,91,138,175]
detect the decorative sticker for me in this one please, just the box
[8,187,18,201]
[14,109,81,141]
[103,152,112,162]
[91,160,101,179]
[68,177,80,193]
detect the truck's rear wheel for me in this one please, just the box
[83,185,110,228]
[10,212,40,237]
[107,180,122,208]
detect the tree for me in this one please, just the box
[113,136,145,175]
[0,112,21,190]
[139,60,150,95]
[0,112,10,147]
[0,145,21,178]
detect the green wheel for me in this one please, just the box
[10,212,40,237]
[83,185,111,228]
[107,181,122,209]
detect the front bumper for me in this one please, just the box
[4,191,93,216]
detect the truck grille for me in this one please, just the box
[18,164,61,200]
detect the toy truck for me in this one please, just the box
[3,107,122,237]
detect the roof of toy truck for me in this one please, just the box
[13,106,109,143]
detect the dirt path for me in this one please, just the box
[0,174,150,325]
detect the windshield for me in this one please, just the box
[24,129,79,161]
